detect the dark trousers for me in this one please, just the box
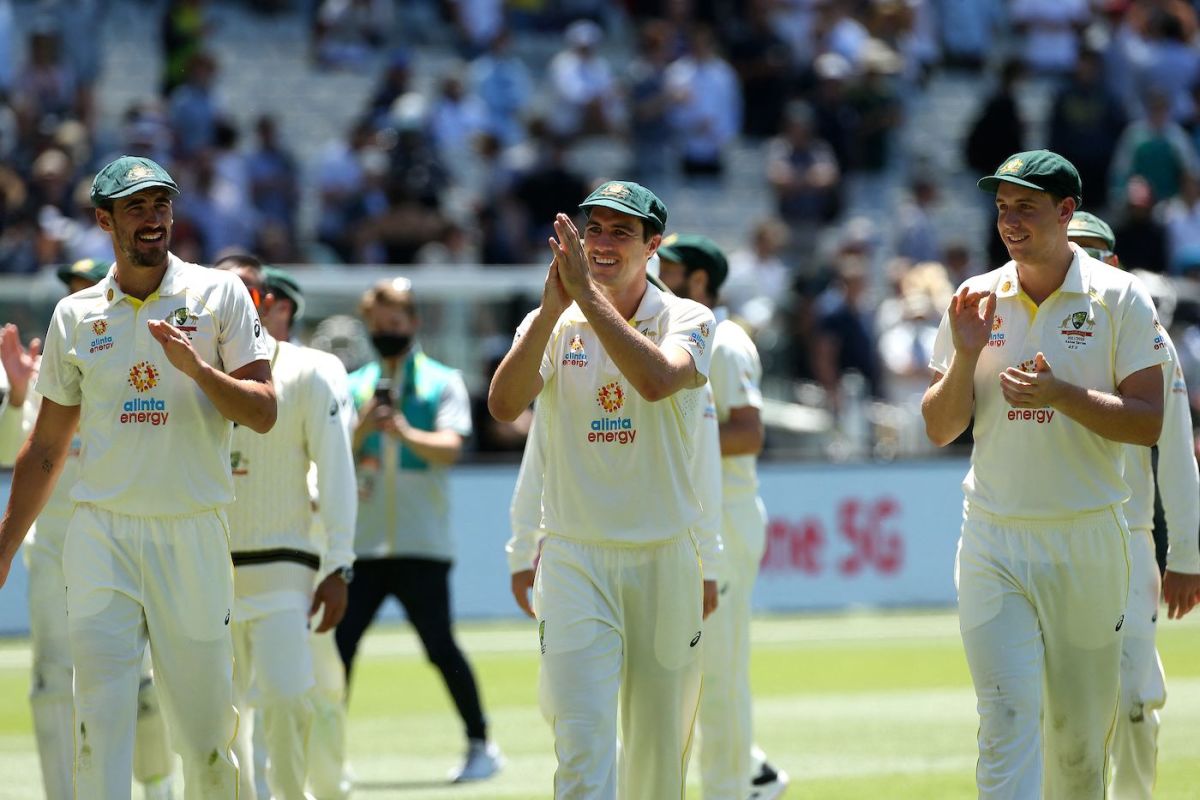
[335,556,488,741]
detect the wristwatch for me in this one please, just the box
[332,565,355,585]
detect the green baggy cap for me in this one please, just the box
[55,258,111,287]
[579,180,668,233]
[90,156,180,205]
[262,266,306,320]
[657,233,730,294]
[1066,211,1116,249]
[977,150,1082,204]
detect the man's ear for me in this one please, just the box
[95,208,113,233]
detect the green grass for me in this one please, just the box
[1,610,1198,798]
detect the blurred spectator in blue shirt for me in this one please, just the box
[625,19,675,184]
[167,51,223,158]
[666,23,742,177]
[469,29,533,147]
[246,114,299,238]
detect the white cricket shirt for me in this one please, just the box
[226,338,357,572]
[35,255,270,516]
[709,311,764,503]
[1123,328,1200,573]
[522,282,716,543]
[930,246,1170,517]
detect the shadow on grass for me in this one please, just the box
[353,780,458,792]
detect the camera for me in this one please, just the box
[374,379,393,407]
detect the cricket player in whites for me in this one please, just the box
[1064,212,1200,799]
[0,155,277,799]
[489,181,720,799]
[655,234,789,800]
[257,266,357,800]
[215,255,358,799]
[0,261,175,800]
[923,150,1175,799]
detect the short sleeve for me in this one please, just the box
[1116,279,1172,385]
[928,309,953,375]
[661,300,716,380]
[709,330,761,416]
[218,276,271,374]
[514,309,555,383]
[436,370,474,436]
[34,301,83,407]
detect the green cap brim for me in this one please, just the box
[580,198,663,231]
[977,175,1047,194]
[103,180,180,200]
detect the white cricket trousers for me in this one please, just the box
[26,541,176,799]
[231,605,315,800]
[307,628,352,800]
[956,505,1129,800]
[1108,528,1166,800]
[534,533,704,800]
[698,496,767,800]
[63,504,240,799]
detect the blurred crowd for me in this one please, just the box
[7,0,1200,457]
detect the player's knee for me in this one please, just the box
[29,660,72,702]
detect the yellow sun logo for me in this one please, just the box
[128,361,160,393]
[596,381,625,413]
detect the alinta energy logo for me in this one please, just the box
[122,361,169,426]
[562,334,589,367]
[88,318,113,353]
[590,381,636,444]
[988,315,1006,349]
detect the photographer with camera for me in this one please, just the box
[337,277,504,783]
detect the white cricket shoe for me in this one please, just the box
[747,759,789,799]
[449,739,505,783]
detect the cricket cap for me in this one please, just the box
[657,233,729,294]
[977,150,1082,205]
[90,155,180,205]
[262,266,306,319]
[579,180,668,234]
[55,257,111,287]
[1066,211,1116,249]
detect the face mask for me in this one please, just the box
[371,333,411,358]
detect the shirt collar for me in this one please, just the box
[562,279,668,325]
[102,253,187,307]
[992,247,1090,299]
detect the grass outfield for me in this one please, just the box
[0,610,1197,798]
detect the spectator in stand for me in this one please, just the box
[176,150,259,263]
[161,0,208,96]
[813,254,884,411]
[1165,175,1200,273]
[167,51,224,159]
[37,174,112,267]
[12,24,82,141]
[810,51,857,175]
[469,29,534,148]
[894,175,942,264]
[727,0,793,139]
[766,100,841,262]
[1110,89,1199,206]
[448,0,504,58]
[844,39,904,213]
[1047,47,1128,214]
[1130,11,1200,123]
[357,181,447,265]
[116,101,174,166]
[625,19,676,184]
[813,0,870,69]
[365,48,412,130]
[315,118,377,263]
[427,64,489,168]
[0,205,38,274]
[511,132,588,261]
[545,19,621,140]
[941,240,984,286]
[722,217,792,336]
[1114,176,1170,275]
[246,114,300,239]
[665,23,743,179]
[877,259,952,408]
[935,0,1004,72]
[1009,0,1090,76]
[313,0,393,71]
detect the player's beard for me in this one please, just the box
[115,219,171,268]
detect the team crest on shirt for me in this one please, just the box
[988,315,1006,348]
[562,334,589,367]
[230,451,249,476]
[88,318,113,353]
[590,381,636,444]
[167,307,199,338]
[1058,309,1095,350]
